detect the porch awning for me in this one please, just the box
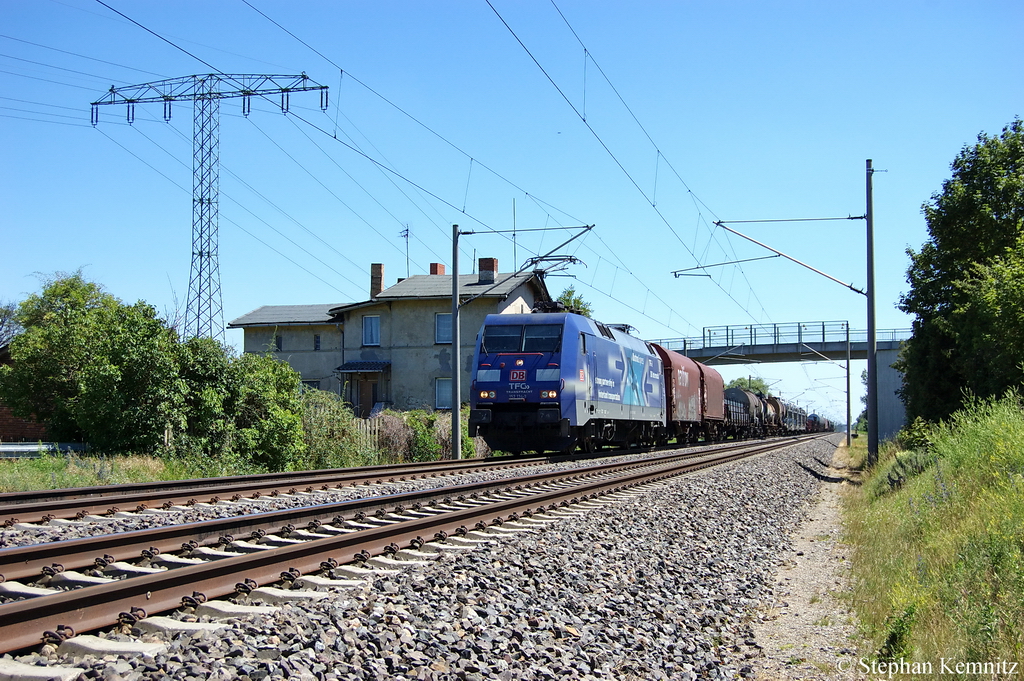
[334,361,391,374]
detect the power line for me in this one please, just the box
[241,0,592,238]
[0,52,136,83]
[127,112,366,295]
[0,33,168,78]
[0,95,88,111]
[544,1,773,321]
[0,69,109,91]
[0,112,93,127]
[103,121,361,297]
[239,0,705,333]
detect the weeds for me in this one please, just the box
[844,394,1024,672]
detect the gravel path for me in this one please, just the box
[4,435,843,680]
[745,441,864,680]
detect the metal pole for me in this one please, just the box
[846,322,852,448]
[866,160,878,464]
[452,224,462,460]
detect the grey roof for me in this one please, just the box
[329,272,548,315]
[335,360,391,373]
[228,304,347,327]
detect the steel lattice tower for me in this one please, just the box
[92,74,328,339]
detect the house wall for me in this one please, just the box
[341,284,542,411]
[242,324,345,394]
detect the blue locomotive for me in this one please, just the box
[468,312,666,453]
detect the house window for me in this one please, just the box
[435,377,452,410]
[275,335,283,352]
[314,334,321,351]
[362,315,380,346]
[302,380,320,390]
[435,312,452,344]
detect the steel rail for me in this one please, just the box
[0,454,571,508]
[0,446,716,582]
[0,457,558,526]
[0,437,815,654]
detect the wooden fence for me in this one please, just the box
[353,418,381,450]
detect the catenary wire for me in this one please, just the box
[85,0,699,336]
[239,0,699,333]
[492,0,772,326]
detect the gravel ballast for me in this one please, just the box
[3,435,843,680]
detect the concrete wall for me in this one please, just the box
[878,347,907,441]
[243,324,345,394]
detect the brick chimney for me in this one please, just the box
[478,257,497,284]
[370,263,384,298]
[429,263,446,275]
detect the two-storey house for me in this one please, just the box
[229,258,551,416]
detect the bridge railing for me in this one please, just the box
[650,321,912,353]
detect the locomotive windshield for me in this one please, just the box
[481,324,562,353]
[523,325,562,352]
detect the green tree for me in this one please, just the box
[0,299,20,347]
[725,376,772,396]
[0,273,307,468]
[227,351,305,471]
[897,119,1024,421]
[169,335,234,459]
[557,286,593,317]
[0,272,179,450]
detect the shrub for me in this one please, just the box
[295,389,367,470]
[376,411,413,463]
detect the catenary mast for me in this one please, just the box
[92,74,328,338]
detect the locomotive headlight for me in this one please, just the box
[479,390,495,399]
[540,390,558,399]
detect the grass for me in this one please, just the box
[0,452,204,493]
[842,395,1024,676]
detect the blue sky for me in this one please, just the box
[2,0,1021,424]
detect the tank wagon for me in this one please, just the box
[468,311,820,454]
[806,413,833,433]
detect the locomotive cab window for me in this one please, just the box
[523,325,562,352]
[481,324,562,353]
[482,325,522,353]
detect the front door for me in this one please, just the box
[358,380,378,418]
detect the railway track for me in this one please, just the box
[0,435,821,656]
[0,454,568,526]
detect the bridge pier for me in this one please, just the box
[877,348,906,441]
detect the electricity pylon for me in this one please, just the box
[91,74,328,339]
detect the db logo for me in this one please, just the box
[510,370,527,381]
